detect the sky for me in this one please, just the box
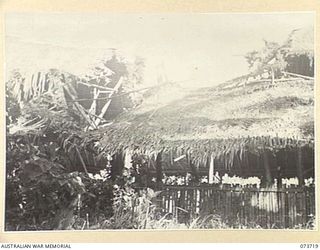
[5,12,314,88]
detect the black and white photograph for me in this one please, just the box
[5,12,315,231]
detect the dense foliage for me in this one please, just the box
[245,40,287,78]
[5,135,114,230]
[5,52,142,231]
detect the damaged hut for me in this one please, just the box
[6,29,315,229]
[284,27,314,77]
[92,74,315,228]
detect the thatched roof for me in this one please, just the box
[96,78,314,160]
[7,70,314,175]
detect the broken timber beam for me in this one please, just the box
[82,108,109,122]
[63,86,98,129]
[243,77,305,86]
[94,77,124,126]
[66,86,156,102]
[75,102,98,129]
[273,77,303,82]
[78,81,115,91]
[89,88,100,115]
[282,71,314,80]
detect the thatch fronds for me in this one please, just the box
[6,69,74,106]
[98,77,314,161]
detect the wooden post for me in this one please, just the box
[297,146,304,186]
[263,150,273,187]
[155,152,163,186]
[110,152,125,181]
[208,155,214,184]
[190,160,199,184]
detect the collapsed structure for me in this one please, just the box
[6,28,314,188]
[285,27,314,77]
[5,27,315,230]
[97,78,314,187]
[92,27,315,188]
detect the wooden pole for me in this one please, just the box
[297,146,304,186]
[94,77,124,126]
[274,77,303,83]
[63,86,98,129]
[208,155,214,184]
[75,103,98,129]
[66,81,173,103]
[66,87,149,102]
[88,88,99,116]
[156,152,163,186]
[282,71,314,80]
[263,150,273,187]
[77,81,115,91]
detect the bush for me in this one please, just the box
[5,157,114,231]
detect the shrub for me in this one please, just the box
[5,157,114,231]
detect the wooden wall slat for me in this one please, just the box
[136,186,315,229]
